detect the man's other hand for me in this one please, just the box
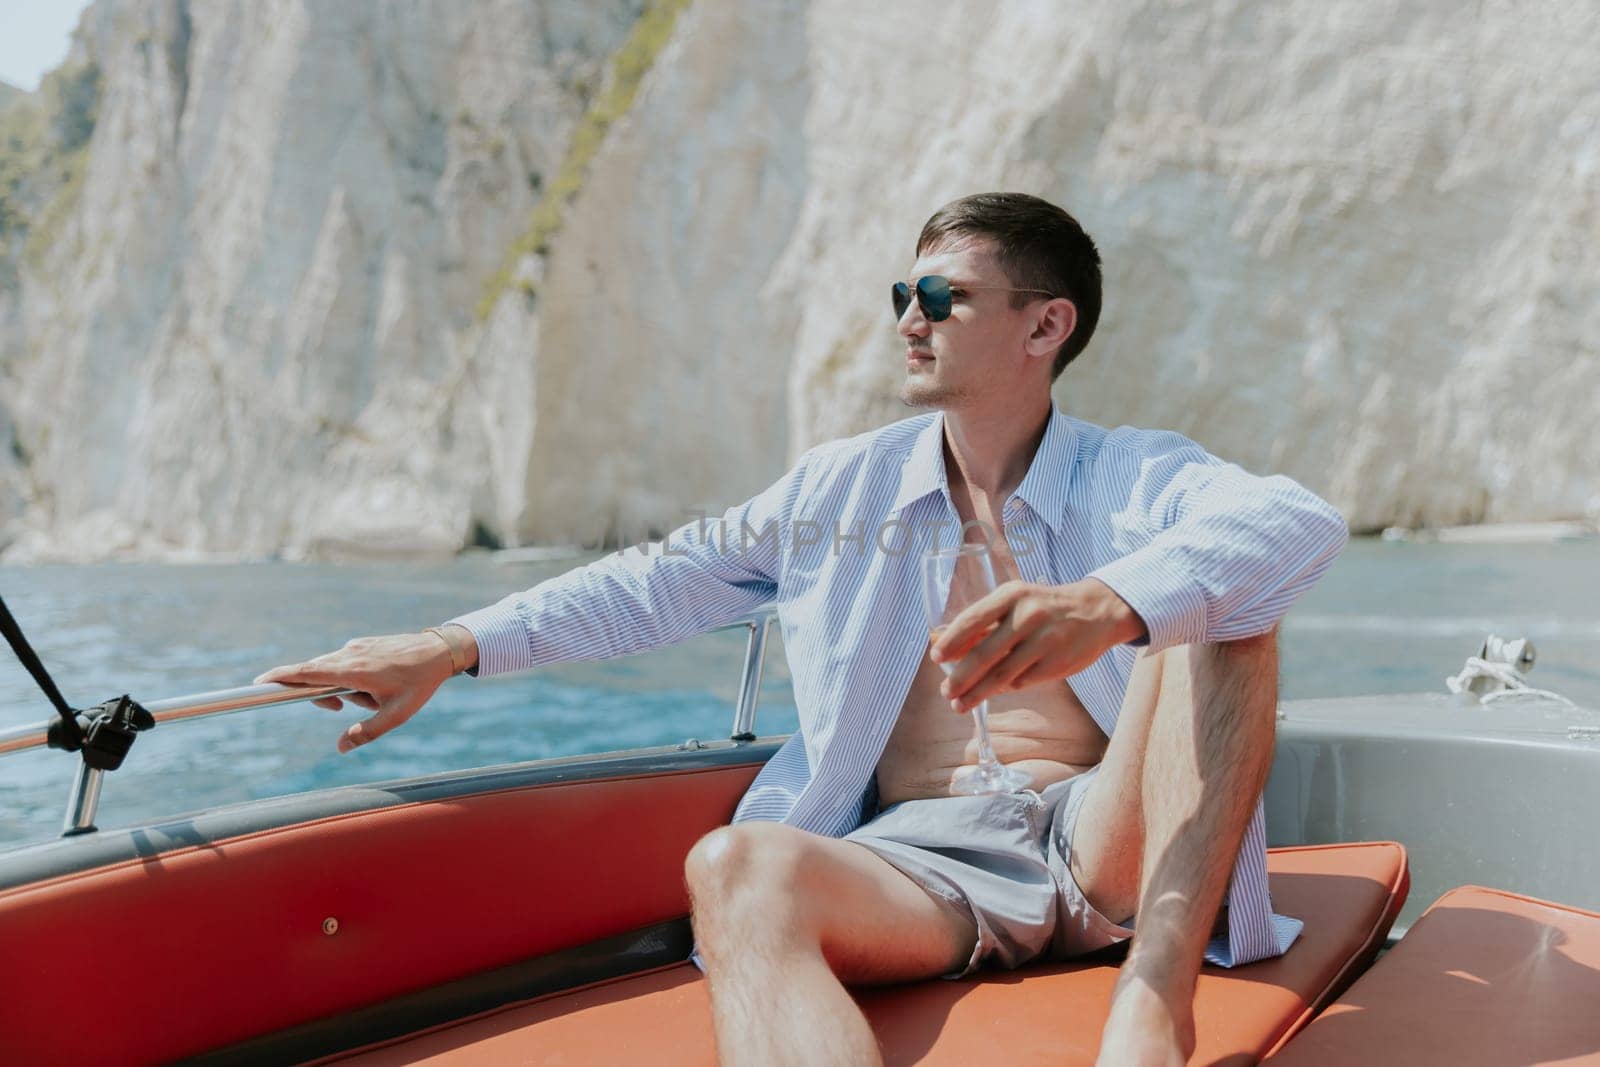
[254,632,458,753]
[930,579,1147,714]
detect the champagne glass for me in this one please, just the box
[921,542,1032,795]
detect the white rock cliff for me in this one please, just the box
[0,0,1596,560]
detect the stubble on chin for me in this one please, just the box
[901,373,958,409]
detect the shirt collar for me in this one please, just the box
[890,404,1077,536]
[1010,403,1078,536]
[889,414,952,518]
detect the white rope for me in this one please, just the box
[1445,655,1576,707]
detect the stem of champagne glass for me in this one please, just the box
[971,699,1002,766]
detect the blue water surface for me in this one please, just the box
[2,539,1597,849]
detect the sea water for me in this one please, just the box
[2,538,1597,850]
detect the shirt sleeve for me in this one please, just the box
[1086,430,1348,652]
[447,447,819,677]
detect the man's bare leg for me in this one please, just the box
[685,821,979,1067]
[1068,632,1280,1065]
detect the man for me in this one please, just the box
[259,192,1347,1065]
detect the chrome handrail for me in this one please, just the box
[0,605,779,835]
[0,682,355,757]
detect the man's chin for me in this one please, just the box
[899,380,950,409]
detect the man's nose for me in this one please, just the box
[897,298,931,340]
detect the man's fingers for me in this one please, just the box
[931,586,1020,662]
[261,662,365,689]
[260,661,387,717]
[315,691,380,712]
[337,723,367,754]
[254,634,449,754]
[949,636,1050,712]
[300,687,379,713]
[337,718,386,754]
[336,705,409,754]
[1005,657,1064,693]
[940,616,1021,702]
[254,664,303,685]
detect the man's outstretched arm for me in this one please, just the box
[256,447,822,750]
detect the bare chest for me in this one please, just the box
[874,523,1108,805]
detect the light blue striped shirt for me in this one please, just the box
[452,403,1348,966]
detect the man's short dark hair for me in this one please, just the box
[917,192,1102,380]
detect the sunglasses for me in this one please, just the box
[891,275,1057,323]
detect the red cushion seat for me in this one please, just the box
[1267,885,1600,1066]
[325,842,1408,1065]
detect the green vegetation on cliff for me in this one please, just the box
[0,59,101,275]
[476,0,691,319]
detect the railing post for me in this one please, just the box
[62,762,104,836]
[730,612,773,741]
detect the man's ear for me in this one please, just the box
[1025,299,1077,359]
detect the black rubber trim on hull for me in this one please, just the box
[179,917,697,1066]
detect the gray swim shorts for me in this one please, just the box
[843,765,1133,979]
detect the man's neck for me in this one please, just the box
[940,395,1054,504]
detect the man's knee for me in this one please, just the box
[685,822,811,919]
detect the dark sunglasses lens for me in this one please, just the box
[917,276,952,321]
[892,281,913,320]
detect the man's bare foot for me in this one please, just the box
[1096,970,1195,1067]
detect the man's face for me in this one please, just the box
[897,236,1041,409]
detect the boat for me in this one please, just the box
[1,611,1597,1065]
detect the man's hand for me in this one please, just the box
[930,578,1146,713]
[254,631,462,753]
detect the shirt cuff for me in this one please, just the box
[445,602,532,677]
[1088,548,1210,652]
[1203,913,1303,967]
